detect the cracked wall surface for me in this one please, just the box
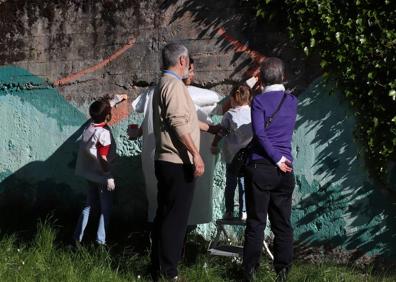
[0,0,319,103]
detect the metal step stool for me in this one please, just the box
[208,218,273,260]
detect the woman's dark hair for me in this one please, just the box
[231,85,252,106]
[260,57,285,85]
[89,99,111,123]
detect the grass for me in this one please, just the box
[0,223,394,282]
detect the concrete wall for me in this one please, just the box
[0,0,395,260]
[292,78,396,259]
[0,0,318,101]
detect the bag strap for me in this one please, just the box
[265,91,288,128]
[236,90,289,152]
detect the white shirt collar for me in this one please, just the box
[263,84,285,93]
[233,104,250,110]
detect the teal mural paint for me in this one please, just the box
[0,67,149,235]
[196,77,396,258]
[0,66,84,129]
[292,77,396,258]
[0,66,394,258]
[0,66,89,233]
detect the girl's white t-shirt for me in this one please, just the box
[221,105,253,164]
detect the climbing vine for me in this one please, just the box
[246,0,396,181]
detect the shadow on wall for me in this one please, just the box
[0,126,85,237]
[161,0,256,73]
[292,77,396,259]
[0,66,148,242]
[159,0,320,92]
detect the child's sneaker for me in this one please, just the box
[223,212,233,220]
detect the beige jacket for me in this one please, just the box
[153,72,200,164]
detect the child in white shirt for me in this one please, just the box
[211,85,253,220]
[74,95,125,245]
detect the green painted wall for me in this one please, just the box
[0,66,148,237]
[292,78,396,258]
[0,66,395,259]
[0,66,87,233]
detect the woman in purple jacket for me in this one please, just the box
[243,57,297,282]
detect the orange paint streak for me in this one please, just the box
[108,100,131,126]
[55,28,265,127]
[54,38,136,86]
[107,28,265,126]
[216,27,266,64]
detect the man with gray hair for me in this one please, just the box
[150,42,204,280]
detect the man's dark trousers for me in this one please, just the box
[243,159,295,276]
[151,160,195,279]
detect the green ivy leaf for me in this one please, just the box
[310,37,316,47]
[389,90,396,101]
[335,32,341,43]
[310,28,317,36]
[251,0,396,181]
[373,117,379,127]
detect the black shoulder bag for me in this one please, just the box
[229,92,288,176]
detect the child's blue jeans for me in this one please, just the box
[74,181,113,245]
[225,164,246,216]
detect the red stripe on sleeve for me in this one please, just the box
[97,144,110,157]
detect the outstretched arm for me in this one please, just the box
[109,94,128,107]
[199,121,221,135]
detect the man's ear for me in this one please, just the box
[180,55,188,67]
